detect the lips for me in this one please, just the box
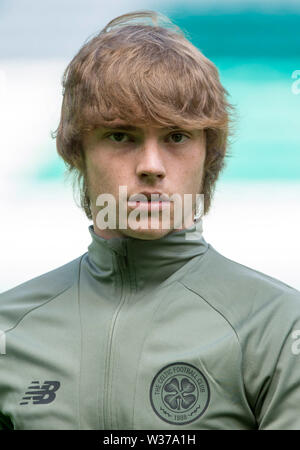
[129,192,170,202]
[127,192,171,212]
[127,200,170,212]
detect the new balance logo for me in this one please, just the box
[20,381,60,405]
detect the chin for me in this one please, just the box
[123,225,174,240]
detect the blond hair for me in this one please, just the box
[54,10,235,219]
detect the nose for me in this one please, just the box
[135,138,166,182]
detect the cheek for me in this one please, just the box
[86,152,129,197]
[185,149,205,173]
[85,153,109,198]
[193,146,206,175]
[182,152,206,192]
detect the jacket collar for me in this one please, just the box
[86,219,209,292]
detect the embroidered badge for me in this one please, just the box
[150,362,210,425]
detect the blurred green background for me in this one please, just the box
[0,0,299,291]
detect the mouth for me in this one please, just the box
[127,199,171,212]
[127,192,171,211]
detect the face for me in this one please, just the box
[82,123,206,240]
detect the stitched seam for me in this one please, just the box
[256,318,297,426]
[178,280,254,418]
[131,284,178,428]
[178,280,241,344]
[3,283,76,335]
[112,252,127,430]
[102,252,123,429]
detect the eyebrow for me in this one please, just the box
[101,124,184,131]
[101,124,140,131]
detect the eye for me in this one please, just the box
[168,133,189,144]
[107,132,130,143]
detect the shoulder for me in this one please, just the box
[181,243,300,326]
[0,255,84,331]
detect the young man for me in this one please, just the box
[0,11,300,430]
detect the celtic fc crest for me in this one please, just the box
[150,362,210,425]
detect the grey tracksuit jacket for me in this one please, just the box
[1,221,300,430]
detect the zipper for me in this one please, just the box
[103,241,129,429]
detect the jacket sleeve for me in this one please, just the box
[255,312,300,429]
